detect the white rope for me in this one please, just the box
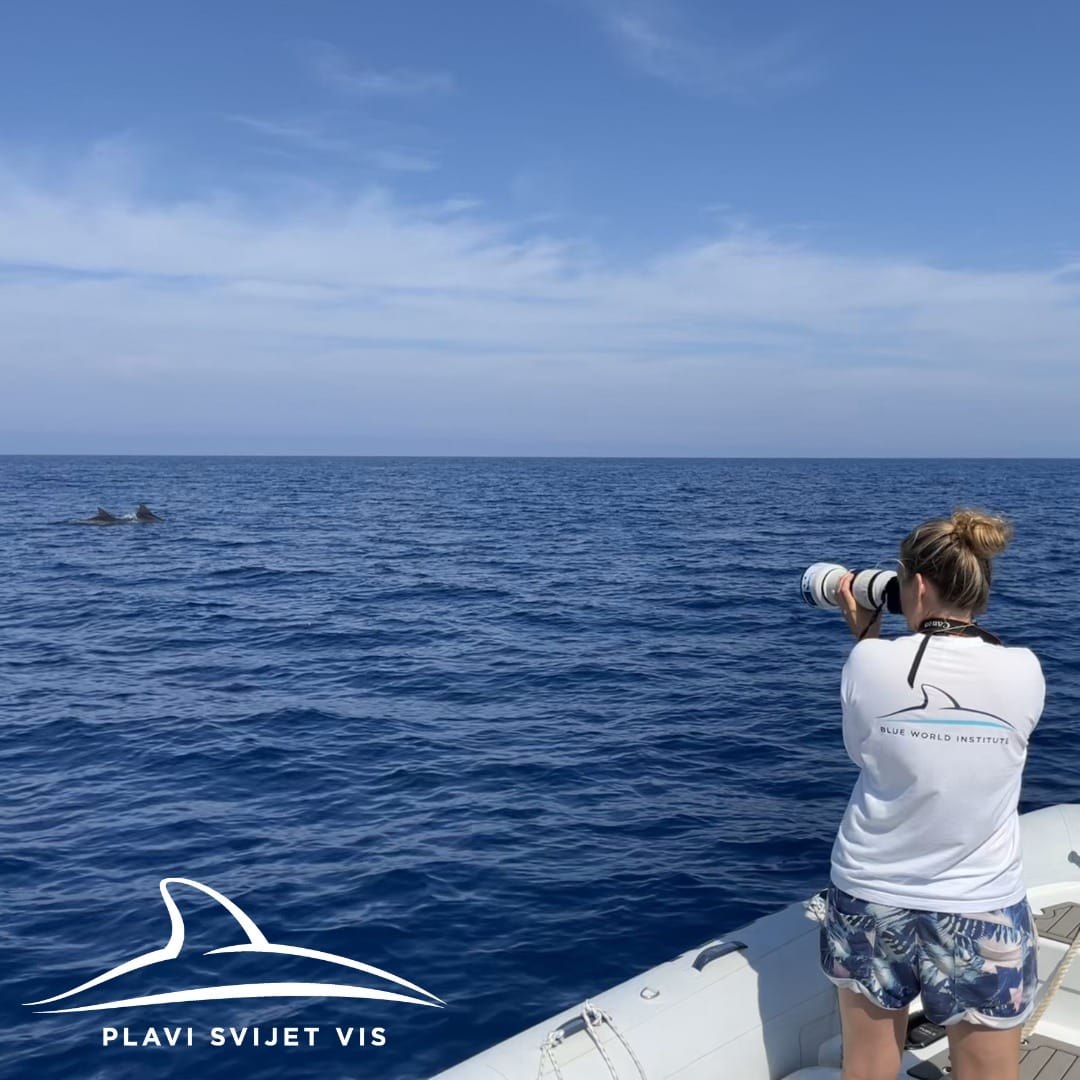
[536,1000,649,1080]
[581,1001,622,1080]
[583,1000,650,1080]
[1023,925,1080,1041]
[537,1031,566,1080]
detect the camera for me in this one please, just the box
[801,563,902,614]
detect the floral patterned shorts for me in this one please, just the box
[819,883,1039,1028]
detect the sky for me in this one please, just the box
[1,0,1079,455]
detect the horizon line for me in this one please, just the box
[1,453,1079,461]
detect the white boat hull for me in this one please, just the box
[432,804,1080,1080]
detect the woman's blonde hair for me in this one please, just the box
[899,508,1014,615]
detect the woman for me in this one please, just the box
[820,509,1045,1080]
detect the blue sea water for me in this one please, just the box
[1,456,1078,1080]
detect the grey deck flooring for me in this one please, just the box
[908,1036,1080,1079]
[1037,903,1080,946]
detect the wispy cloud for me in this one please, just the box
[2,144,1079,453]
[3,148,1078,351]
[590,1,820,98]
[304,41,455,98]
[226,115,352,155]
[440,197,483,215]
[367,149,438,173]
[226,116,438,173]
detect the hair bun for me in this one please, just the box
[950,508,1014,561]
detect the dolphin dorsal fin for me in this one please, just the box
[917,684,962,711]
[97,507,115,518]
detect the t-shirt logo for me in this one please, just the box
[877,684,1015,732]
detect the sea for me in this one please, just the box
[2,456,1078,1080]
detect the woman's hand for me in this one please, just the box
[837,571,882,641]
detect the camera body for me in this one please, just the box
[801,563,902,615]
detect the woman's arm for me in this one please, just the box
[836,571,883,641]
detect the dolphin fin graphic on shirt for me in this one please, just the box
[878,684,1016,731]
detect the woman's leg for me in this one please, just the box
[946,1021,1021,1080]
[837,987,909,1080]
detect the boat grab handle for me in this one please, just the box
[551,1014,589,1040]
[692,940,747,971]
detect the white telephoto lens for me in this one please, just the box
[801,563,848,608]
[852,569,898,611]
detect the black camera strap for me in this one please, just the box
[907,618,1003,687]
[856,598,889,642]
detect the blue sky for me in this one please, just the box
[2,0,1079,454]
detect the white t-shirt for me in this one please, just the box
[830,632,1045,912]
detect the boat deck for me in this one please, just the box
[909,1034,1080,1079]
[1039,903,1080,946]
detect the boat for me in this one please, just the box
[431,804,1080,1079]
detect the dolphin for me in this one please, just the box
[71,505,164,525]
[73,507,124,526]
